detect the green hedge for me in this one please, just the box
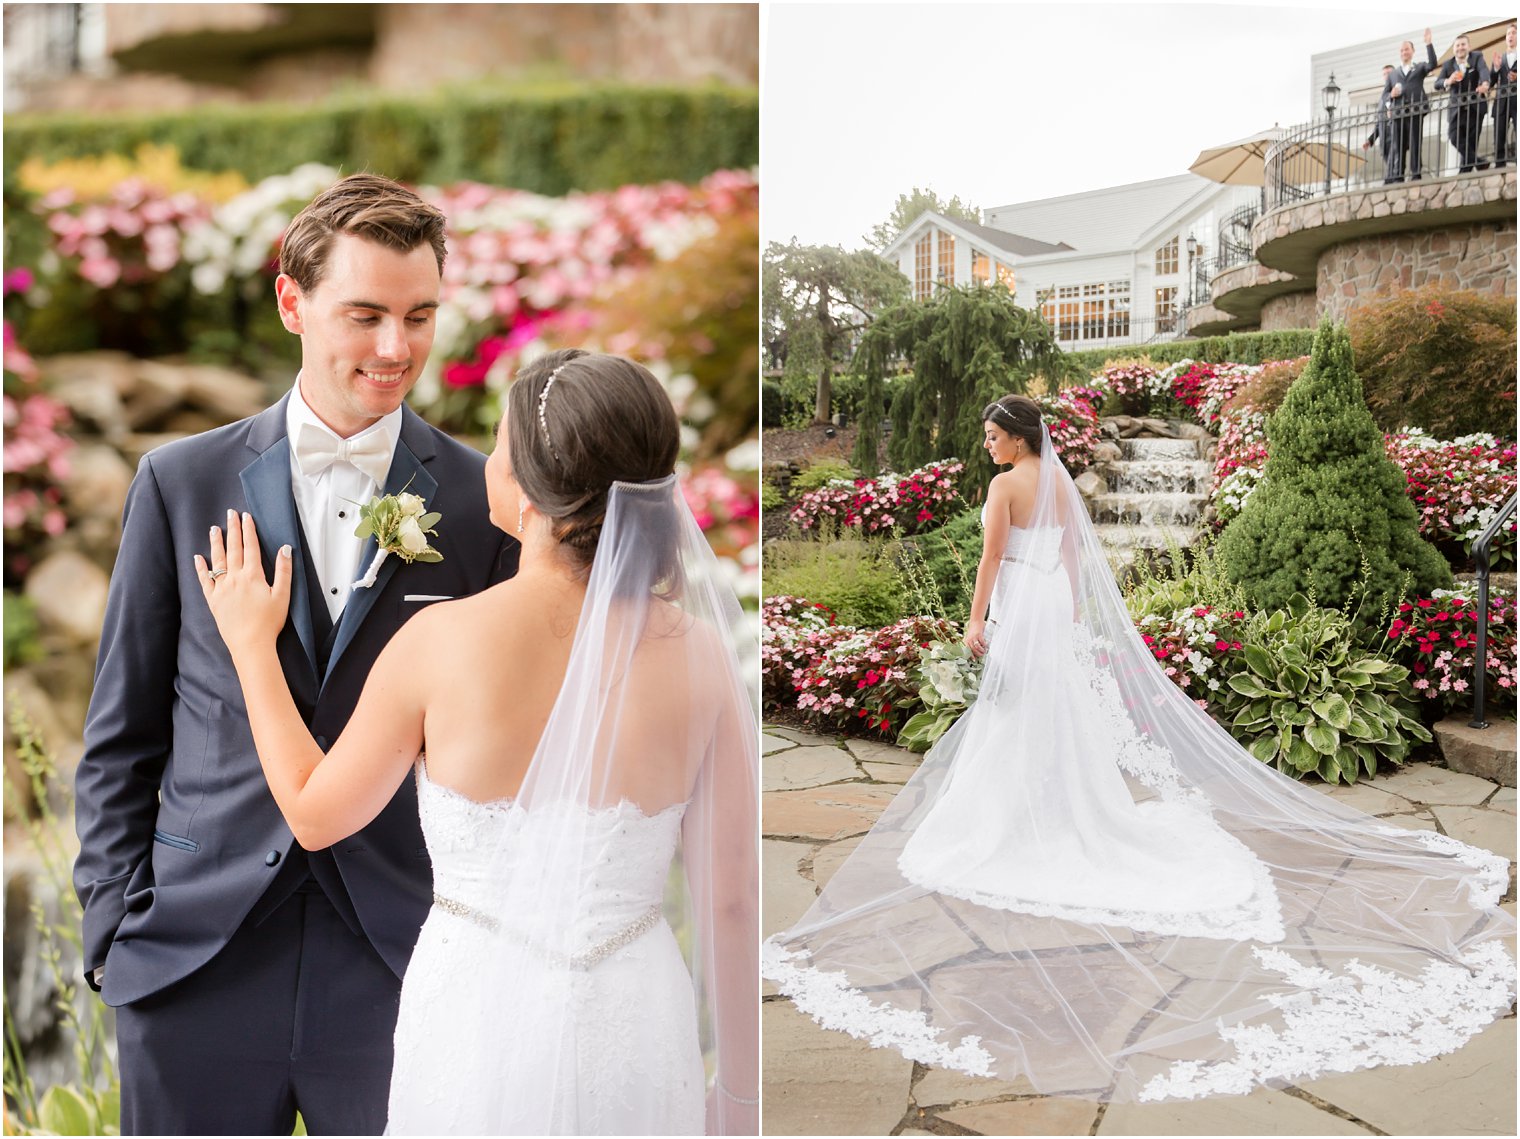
[4,82,758,193]
[1063,328,1318,375]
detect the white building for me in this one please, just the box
[882,176,1259,351]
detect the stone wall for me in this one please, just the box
[1259,290,1318,331]
[1315,219,1517,323]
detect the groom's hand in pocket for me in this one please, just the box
[195,509,293,659]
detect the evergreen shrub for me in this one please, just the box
[1216,319,1451,613]
[763,538,906,628]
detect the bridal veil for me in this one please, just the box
[763,424,1514,1102]
[468,472,758,1133]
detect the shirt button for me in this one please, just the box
[265,851,281,866]
[339,510,346,518]
[330,587,338,595]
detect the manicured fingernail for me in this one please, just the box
[242,512,251,523]
[280,545,292,558]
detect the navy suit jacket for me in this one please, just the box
[1434,53,1491,121]
[74,394,517,1007]
[1384,43,1441,113]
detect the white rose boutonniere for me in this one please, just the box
[351,487,443,590]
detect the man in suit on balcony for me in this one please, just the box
[1435,33,1492,173]
[1383,27,1439,183]
[1492,24,1517,168]
[1364,65,1397,173]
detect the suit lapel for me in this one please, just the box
[239,410,319,681]
[325,422,440,680]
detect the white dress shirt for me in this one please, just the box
[285,376,402,623]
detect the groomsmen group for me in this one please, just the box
[1376,24,1517,183]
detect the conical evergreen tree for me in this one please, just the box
[1217,318,1451,612]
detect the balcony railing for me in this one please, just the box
[1265,86,1512,210]
[1216,203,1261,269]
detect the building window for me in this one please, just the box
[914,233,932,301]
[996,263,1016,293]
[1108,279,1131,338]
[971,248,989,285]
[1155,286,1178,331]
[1155,236,1179,276]
[937,230,955,289]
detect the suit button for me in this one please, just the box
[265,850,281,867]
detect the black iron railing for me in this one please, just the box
[1265,86,1513,210]
[1216,203,1260,270]
[1468,491,1518,730]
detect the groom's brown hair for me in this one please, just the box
[279,172,448,293]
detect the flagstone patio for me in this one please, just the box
[762,724,1518,1137]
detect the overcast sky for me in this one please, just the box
[761,2,1487,249]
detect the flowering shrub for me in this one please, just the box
[1164,359,1258,425]
[38,179,209,292]
[1386,430,1516,570]
[761,595,842,705]
[1386,589,1516,716]
[788,459,964,536]
[1037,386,1103,472]
[3,288,72,583]
[1095,362,1167,411]
[792,615,957,735]
[1132,604,1247,711]
[682,464,760,602]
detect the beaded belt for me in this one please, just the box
[1000,553,1063,573]
[432,893,664,970]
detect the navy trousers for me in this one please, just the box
[115,870,400,1136]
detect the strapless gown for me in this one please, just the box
[385,761,704,1135]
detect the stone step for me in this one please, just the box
[1433,716,1517,788]
[1091,522,1203,551]
[1102,459,1213,495]
[1091,492,1205,526]
[1120,438,1202,461]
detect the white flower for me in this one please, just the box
[398,516,428,554]
[395,492,426,518]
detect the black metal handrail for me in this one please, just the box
[1264,85,1511,210]
[1468,491,1518,730]
[1216,204,1259,269]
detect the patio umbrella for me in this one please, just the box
[1188,128,1287,185]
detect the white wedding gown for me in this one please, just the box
[385,760,705,1135]
[764,433,1514,1102]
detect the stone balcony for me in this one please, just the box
[1201,168,1516,333]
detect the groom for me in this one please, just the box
[73,173,517,1134]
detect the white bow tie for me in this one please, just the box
[294,422,393,484]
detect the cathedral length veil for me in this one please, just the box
[465,474,758,1134]
[762,424,1514,1103]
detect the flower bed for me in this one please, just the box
[788,458,964,536]
[1386,589,1516,716]
[1037,386,1103,472]
[1132,604,1247,711]
[1093,359,1259,426]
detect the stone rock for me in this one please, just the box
[22,550,109,645]
[160,410,224,436]
[1376,811,1438,832]
[123,361,191,429]
[1099,1087,1366,1135]
[1430,804,1518,861]
[763,839,818,936]
[1138,417,1174,437]
[762,733,796,755]
[1301,1018,1515,1136]
[1316,780,1404,815]
[1092,441,1122,464]
[1434,717,1516,788]
[1174,423,1212,441]
[863,762,911,784]
[1489,786,1516,814]
[61,442,134,524]
[912,1066,1036,1106]
[1101,419,1123,441]
[843,737,918,766]
[182,366,268,422]
[763,785,898,841]
[940,1098,1098,1136]
[763,745,860,792]
[763,1000,913,1136]
[1074,471,1108,499]
[49,374,126,436]
[1373,762,1498,806]
[766,726,837,748]
[811,835,864,890]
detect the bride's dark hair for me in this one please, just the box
[507,348,680,575]
[982,394,1044,455]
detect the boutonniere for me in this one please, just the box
[351,488,443,590]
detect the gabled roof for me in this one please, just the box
[880,210,1071,264]
[984,174,1221,254]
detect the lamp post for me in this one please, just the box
[1185,235,1198,306]
[1323,72,1342,197]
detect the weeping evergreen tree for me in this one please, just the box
[851,285,1067,483]
[1217,319,1451,613]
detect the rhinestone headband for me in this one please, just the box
[537,364,567,462]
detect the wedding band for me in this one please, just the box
[208,568,227,580]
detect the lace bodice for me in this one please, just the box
[416,760,685,953]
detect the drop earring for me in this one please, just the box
[517,501,525,535]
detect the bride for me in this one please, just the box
[197,349,758,1135]
[764,393,1514,1103]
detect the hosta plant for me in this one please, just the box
[1214,593,1429,784]
[897,637,981,752]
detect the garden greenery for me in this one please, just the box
[763,538,907,629]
